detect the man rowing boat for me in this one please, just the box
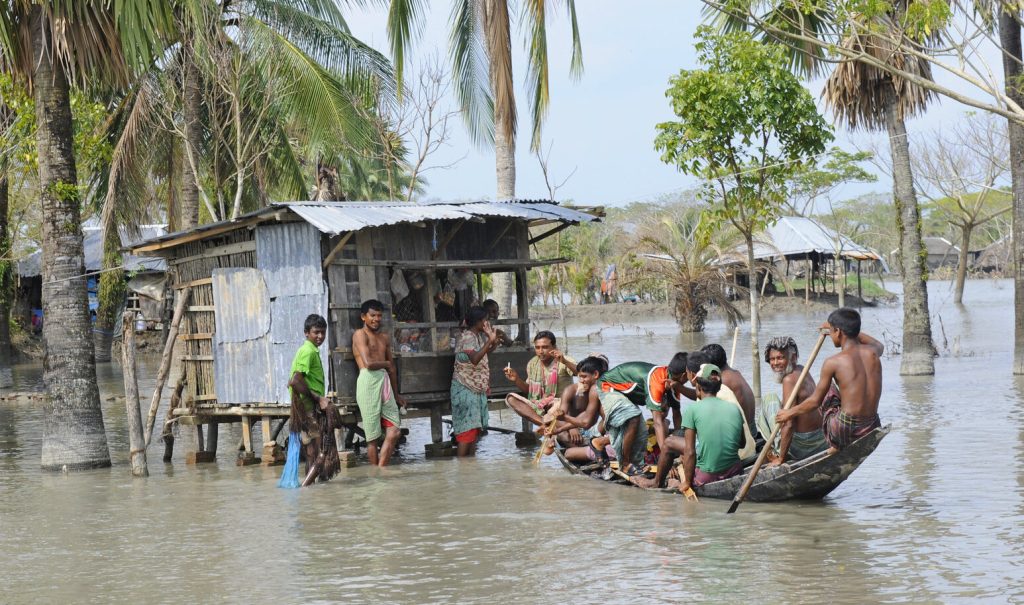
[777,308,884,454]
[757,336,827,464]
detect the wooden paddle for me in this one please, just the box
[726,331,828,514]
[729,326,740,365]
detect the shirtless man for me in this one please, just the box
[701,343,756,435]
[353,299,408,466]
[759,336,827,464]
[776,308,883,454]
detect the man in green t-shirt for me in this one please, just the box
[631,363,744,491]
[288,314,338,484]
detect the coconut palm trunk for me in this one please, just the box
[745,236,762,403]
[181,41,202,229]
[884,90,934,375]
[94,227,125,363]
[483,0,516,313]
[31,10,110,470]
[999,10,1024,374]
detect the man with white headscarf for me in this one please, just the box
[757,336,828,463]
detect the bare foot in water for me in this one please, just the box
[826,446,838,456]
[666,477,681,490]
[629,475,657,489]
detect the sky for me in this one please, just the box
[345,2,1000,208]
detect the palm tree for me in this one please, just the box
[0,1,175,470]
[705,2,937,375]
[639,210,745,332]
[387,0,583,310]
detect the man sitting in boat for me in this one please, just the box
[701,343,756,437]
[756,336,827,464]
[597,357,687,454]
[503,331,577,434]
[776,308,884,454]
[632,361,749,489]
[547,356,647,474]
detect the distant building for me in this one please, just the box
[974,236,1011,273]
[891,237,980,271]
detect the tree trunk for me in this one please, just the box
[955,223,972,305]
[181,40,202,229]
[484,0,516,314]
[884,87,935,375]
[167,143,179,232]
[837,254,846,308]
[32,10,111,470]
[0,134,13,388]
[121,310,148,477]
[94,226,125,363]
[999,11,1024,374]
[745,236,761,404]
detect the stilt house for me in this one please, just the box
[127,200,599,459]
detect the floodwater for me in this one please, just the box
[1,279,1022,603]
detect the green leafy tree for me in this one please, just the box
[1,1,175,471]
[655,28,832,401]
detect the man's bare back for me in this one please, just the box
[722,367,755,427]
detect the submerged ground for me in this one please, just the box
[0,279,1020,603]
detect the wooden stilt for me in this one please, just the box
[262,417,283,466]
[144,287,191,446]
[161,374,185,462]
[425,405,455,457]
[237,415,259,465]
[206,422,218,454]
[121,310,149,477]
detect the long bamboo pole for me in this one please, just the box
[729,326,739,364]
[144,287,192,447]
[122,310,149,477]
[726,331,828,514]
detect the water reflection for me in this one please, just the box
[1,280,1023,602]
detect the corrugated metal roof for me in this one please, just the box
[753,217,882,262]
[17,225,168,277]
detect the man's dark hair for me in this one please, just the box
[577,356,609,375]
[465,305,489,328]
[360,299,384,315]
[828,307,861,338]
[668,352,688,376]
[686,351,707,375]
[304,313,327,333]
[533,330,556,346]
[701,343,727,368]
[695,376,722,395]
[483,299,499,310]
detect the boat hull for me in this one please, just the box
[555,425,890,502]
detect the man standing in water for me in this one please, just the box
[353,299,406,466]
[758,337,827,463]
[777,308,883,454]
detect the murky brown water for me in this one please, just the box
[1,279,1022,603]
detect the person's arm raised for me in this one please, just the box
[858,332,884,357]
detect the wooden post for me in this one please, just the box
[144,286,192,446]
[857,260,863,303]
[161,374,185,462]
[430,405,443,443]
[805,254,810,304]
[238,416,258,465]
[121,310,149,477]
[206,422,218,454]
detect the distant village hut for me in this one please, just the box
[127,200,598,461]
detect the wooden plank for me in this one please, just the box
[431,219,466,260]
[529,222,573,245]
[396,356,454,393]
[194,394,218,401]
[178,332,213,341]
[132,215,266,253]
[182,355,215,361]
[187,305,216,312]
[168,241,256,266]
[355,231,377,302]
[175,277,213,289]
[326,257,569,269]
[486,221,516,253]
[322,231,354,269]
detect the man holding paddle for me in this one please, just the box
[776,308,884,455]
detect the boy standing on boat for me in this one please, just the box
[353,299,406,466]
[758,336,827,463]
[776,308,883,454]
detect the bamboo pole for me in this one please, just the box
[727,331,828,514]
[122,310,149,477]
[144,287,192,447]
[161,373,185,462]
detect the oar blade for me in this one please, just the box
[727,498,741,514]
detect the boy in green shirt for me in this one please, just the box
[288,314,339,485]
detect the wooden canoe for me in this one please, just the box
[554,425,890,502]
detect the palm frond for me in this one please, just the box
[523,0,548,151]
[385,0,426,92]
[449,0,494,146]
